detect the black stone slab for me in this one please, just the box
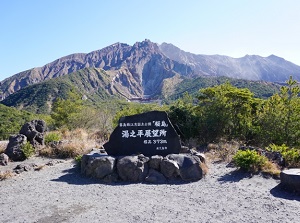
[104,111,181,156]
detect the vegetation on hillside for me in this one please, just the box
[0,104,41,140]
[167,76,281,101]
[1,75,299,176]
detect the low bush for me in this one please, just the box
[39,128,98,159]
[21,141,35,158]
[45,132,62,144]
[266,144,300,168]
[205,140,240,162]
[233,149,267,172]
[74,155,82,164]
[261,160,280,178]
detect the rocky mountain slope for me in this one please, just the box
[159,43,300,82]
[0,40,193,100]
[0,39,299,103]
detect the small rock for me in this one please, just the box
[0,153,9,166]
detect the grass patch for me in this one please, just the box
[39,128,101,159]
[44,131,62,144]
[261,161,281,178]
[21,141,35,158]
[0,170,14,181]
[0,142,7,154]
[205,140,240,162]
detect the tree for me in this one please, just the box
[51,89,83,129]
[256,76,300,146]
[168,92,200,143]
[196,82,257,142]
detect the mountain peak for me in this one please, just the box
[1,40,300,102]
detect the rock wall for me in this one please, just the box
[81,152,206,184]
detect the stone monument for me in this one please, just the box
[103,111,181,156]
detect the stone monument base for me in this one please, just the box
[81,151,206,184]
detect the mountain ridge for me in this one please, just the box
[1,39,299,101]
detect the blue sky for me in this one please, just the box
[1,0,300,81]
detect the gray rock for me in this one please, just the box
[145,169,167,184]
[280,169,300,193]
[103,173,119,183]
[83,154,116,179]
[166,154,203,181]
[14,163,37,174]
[19,120,46,149]
[117,155,149,182]
[149,155,163,170]
[0,153,9,166]
[160,158,180,179]
[192,151,206,163]
[5,134,27,161]
[180,146,190,153]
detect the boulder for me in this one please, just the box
[145,169,167,184]
[5,134,27,161]
[19,120,46,148]
[160,158,180,179]
[82,153,116,179]
[117,155,149,182]
[149,155,163,170]
[165,154,203,181]
[0,153,9,166]
[280,169,300,193]
[14,163,37,174]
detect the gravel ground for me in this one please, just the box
[1,157,300,223]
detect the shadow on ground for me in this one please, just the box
[270,184,300,201]
[217,168,253,183]
[51,165,192,186]
[50,165,103,185]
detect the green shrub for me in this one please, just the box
[233,149,267,172]
[21,142,35,158]
[45,132,62,144]
[267,144,300,168]
[74,155,82,163]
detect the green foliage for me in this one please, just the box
[267,144,300,168]
[0,104,36,140]
[169,76,281,101]
[51,88,84,129]
[74,155,82,164]
[256,76,300,146]
[1,68,117,114]
[196,82,258,141]
[1,80,74,114]
[168,92,200,142]
[21,141,35,158]
[233,149,267,172]
[45,132,62,144]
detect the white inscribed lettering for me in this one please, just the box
[152,129,160,137]
[144,130,152,137]
[159,129,167,137]
[129,130,136,137]
[161,121,168,127]
[122,130,129,138]
[137,130,144,137]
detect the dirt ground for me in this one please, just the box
[1,156,300,223]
